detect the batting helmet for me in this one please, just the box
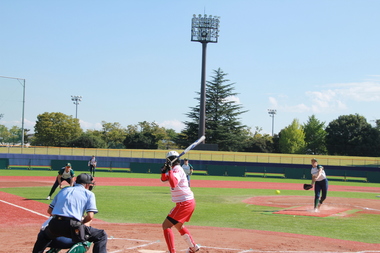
[166,150,179,162]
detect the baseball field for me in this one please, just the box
[0,169,379,253]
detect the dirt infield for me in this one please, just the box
[0,176,379,253]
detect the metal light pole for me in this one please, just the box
[268,109,277,136]
[71,95,82,119]
[191,14,220,142]
[0,75,26,147]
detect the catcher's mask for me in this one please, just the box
[89,181,96,191]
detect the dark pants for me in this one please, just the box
[49,236,76,249]
[314,179,328,208]
[48,177,72,197]
[32,218,107,253]
[89,165,96,177]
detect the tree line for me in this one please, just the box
[1,68,379,157]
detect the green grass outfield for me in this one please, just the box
[1,170,379,244]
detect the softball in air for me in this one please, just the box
[275,190,281,195]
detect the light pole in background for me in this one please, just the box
[191,14,220,143]
[0,75,26,147]
[268,109,277,136]
[71,95,82,119]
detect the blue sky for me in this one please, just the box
[1,0,380,137]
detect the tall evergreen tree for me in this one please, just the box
[303,115,327,155]
[181,68,248,151]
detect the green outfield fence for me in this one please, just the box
[1,145,379,167]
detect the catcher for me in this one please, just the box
[40,217,91,253]
[305,158,328,212]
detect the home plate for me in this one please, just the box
[273,205,352,217]
[138,250,166,253]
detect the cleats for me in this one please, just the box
[46,196,51,200]
[186,244,200,253]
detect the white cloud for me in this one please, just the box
[80,120,103,131]
[225,95,241,104]
[158,120,185,132]
[273,80,379,115]
[305,90,342,113]
[268,96,278,107]
[0,118,35,130]
[330,82,380,102]
[283,103,310,113]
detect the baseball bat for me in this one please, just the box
[171,135,205,163]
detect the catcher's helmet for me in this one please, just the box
[166,150,179,161]
[76,173,94,184]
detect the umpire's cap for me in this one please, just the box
[76,173,94,184]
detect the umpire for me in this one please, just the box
[33,173,108,253]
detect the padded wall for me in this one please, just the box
[0,158,9,169]
[51,160,89,172]
[284,168,305,179]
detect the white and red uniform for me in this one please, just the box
[161,164,195,223]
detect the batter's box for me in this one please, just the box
[273,205,353,217]
[107,237,162,252]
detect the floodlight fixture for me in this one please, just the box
[191,14,220,43]
[71,95,82,119]
[268,109,277,136]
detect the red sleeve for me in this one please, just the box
[161,172,169,182]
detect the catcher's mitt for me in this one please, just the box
[303,184,313,190]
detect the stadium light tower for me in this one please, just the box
[268,109,277,136]
[71,95,82,119]
[191,14,220,143]
[0,75,26,147]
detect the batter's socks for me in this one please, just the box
[179,227,196,248]
[163,228,176,253]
